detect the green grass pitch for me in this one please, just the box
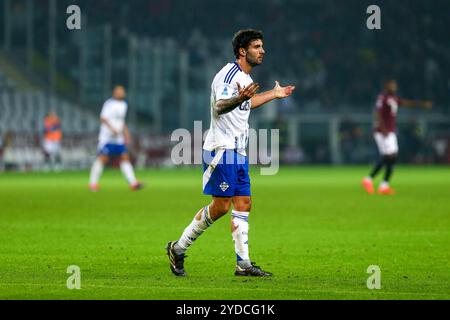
[0,166,449,300]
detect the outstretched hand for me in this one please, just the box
[273,81,295,98]
[237,82,260,102]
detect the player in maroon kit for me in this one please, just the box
[362,79,432,195]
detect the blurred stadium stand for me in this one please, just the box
[0,0,449,171]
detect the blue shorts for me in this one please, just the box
[202,149,251,197]
[98,143,127,156]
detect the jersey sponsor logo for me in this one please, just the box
[239,101,250,111]
[220,182,229,192]
[222,87,228,96]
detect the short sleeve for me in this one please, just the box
[100,101,111,118]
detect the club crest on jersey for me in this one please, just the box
[220,182,229,192]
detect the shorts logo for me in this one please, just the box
[220,182,229,192]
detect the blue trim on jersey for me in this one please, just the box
[223,64,236,83]
[226,67,240,84]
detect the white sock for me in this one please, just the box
[120,161,137,185]
[175,206,214,254]
[89,159,104,185]
[231,210,251,268]
[380,181,389,189]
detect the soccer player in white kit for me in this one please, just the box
[89,85,143,192]
[167,29,295,277]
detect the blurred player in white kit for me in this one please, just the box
[89,85,143,192]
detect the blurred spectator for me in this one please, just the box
[42,110,63,171]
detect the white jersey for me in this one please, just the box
[98,98,128,147]
[203,62,253,155]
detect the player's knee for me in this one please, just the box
[99,155,109,165]
[391,154,398,163]
[234,197,252,212]
[121,153,130,162]
[241,198,252,212]
[386,154,397,165]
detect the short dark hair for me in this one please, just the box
[232,29,264,59]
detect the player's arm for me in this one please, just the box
[400,99,433,109]
[214,82,260,116]
[251,81,295,109]
[100,117,119,136]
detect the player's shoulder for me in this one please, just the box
[103,98,114,106]
[375,92,387,107]
[377,92,387,100]
[103,98,127,107]
[215,62,242,84]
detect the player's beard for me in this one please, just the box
[246,54,263,67]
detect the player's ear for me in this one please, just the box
[239,47,246,58]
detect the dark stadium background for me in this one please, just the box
[0,0,449,171]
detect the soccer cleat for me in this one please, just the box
[130,182,144,191]
[378,186,396,195]
[89,183,100,192]
[166,241,187,277]
[234,262,272,277]
[361,177,374,194]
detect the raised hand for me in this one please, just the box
[237,82,260,102]
[273,81,295,98]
